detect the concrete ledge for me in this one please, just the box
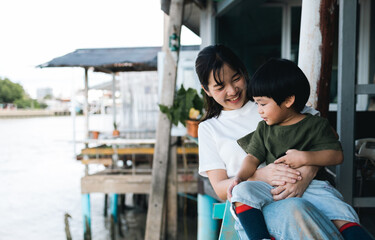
[0,109,57,118]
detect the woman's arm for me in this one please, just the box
[226,154,260,201]
[206,169,233,200]
[207,164,302,201]
[272,149,341,200]
[207,148,338,200]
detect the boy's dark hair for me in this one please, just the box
[250,58,310,112]
[195,44,250,121]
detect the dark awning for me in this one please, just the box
[38,45,199,73]
[37,47,162,73]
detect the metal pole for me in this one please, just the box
[336,0,357,205]
[84,67,89,140]
[112,72,117,128]
[197,194,220,240]
[281,3,291,60]
[82,194,91,239]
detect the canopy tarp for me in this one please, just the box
[38,45,199,73]
[38,47,162,73]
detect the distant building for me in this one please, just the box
[37,88,53,100]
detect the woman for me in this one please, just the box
[196,44,344,240]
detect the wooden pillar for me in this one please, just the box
[298,0,337,117]
[145,0,184,239]
[316,0,337,117]
[167,137,178,239]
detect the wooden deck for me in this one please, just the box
[79,141,199,194]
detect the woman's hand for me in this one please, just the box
[271,165,319,200]
[251,163,302,186]
[274,149,307,168]
[227,177,242,201]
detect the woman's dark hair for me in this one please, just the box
[195,44,250,121]
[250,58,310,112]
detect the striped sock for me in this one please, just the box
[339,222,374,240]
[235,204,271,240]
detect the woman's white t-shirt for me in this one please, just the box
[198,101,318,178]
[198,101,261,177]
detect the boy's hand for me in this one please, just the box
[274,149,307,168]
[227,177,242,201]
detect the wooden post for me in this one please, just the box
[145,0,184,239]
[298,0,337,117]
[316,0,337,117]
[167,137,178,239]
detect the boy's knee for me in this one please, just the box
[232,181,272,204]
[282,198,312,210]
[273,198,314,217]
[232,181,262,198]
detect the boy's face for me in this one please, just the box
[253,96,292,126]
[203,63,247,111]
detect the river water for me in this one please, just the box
[0,115,118,240]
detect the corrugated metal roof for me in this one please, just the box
[37,45,200,73]
[37,47,161,73]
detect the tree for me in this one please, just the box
[0,77,47,109]
[0,77,24,103]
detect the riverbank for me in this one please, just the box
[0,109,70,118]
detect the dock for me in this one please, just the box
[77,137,199,239]
[0,109,70,118]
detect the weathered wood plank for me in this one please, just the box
[80,173,197,194]
[81,158,112,165]
[145,0,184,238]
[81,147,198,155]
[167,137,178,239]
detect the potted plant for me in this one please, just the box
[90,130,100,139]
[159,85,204,138]
[113,122,120,137]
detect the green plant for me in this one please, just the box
[159,85,204,126]
[113,122,118,130]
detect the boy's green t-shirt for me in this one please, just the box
[237,114,342,165]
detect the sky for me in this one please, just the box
[0,0,201,99]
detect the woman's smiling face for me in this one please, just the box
[203,63,247,111]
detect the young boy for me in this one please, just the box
[227,58,373,240]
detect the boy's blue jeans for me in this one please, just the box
[231,180,359,240]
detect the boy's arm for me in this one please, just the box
[274,149,343,168]
[236,154,260,181]
[227,154,260,200]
